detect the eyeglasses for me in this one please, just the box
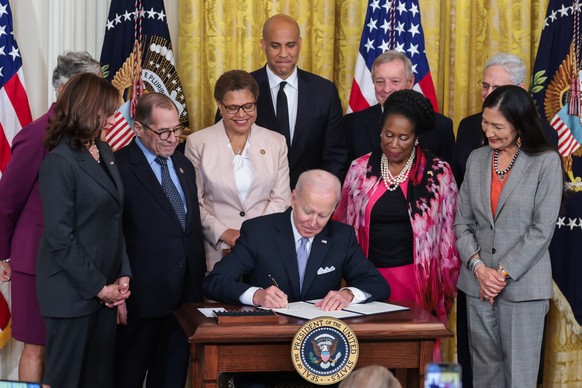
[221,102,257,115]
[140,122,185,140]
[478,80,501,92]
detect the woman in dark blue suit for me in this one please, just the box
[36,73,131,388]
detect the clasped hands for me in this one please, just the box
[253,286,354,311]
[97,276,131,309]
[475,266,507,304]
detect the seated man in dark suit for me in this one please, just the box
[204,169,390,311]
[250,14,347,187]
[452,52,558,184]
[343,50,454,165]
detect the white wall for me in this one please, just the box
[1,0,179,381]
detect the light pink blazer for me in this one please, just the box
[185,120,291,270]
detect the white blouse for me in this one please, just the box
[228,138,254,204]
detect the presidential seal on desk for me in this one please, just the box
[291,317,359,385]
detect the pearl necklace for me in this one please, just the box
[380,149,415,191]
[493,146,520,180]
[87,141,100,163]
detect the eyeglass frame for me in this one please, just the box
[139,122,185,140]
[220,101,257,115]
[477,80,504,92]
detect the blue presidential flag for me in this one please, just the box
[100,0,189,150]
[348,0,438,113]
[531,0,580,156]
[531,0,582,325]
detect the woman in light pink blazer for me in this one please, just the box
[185,70,291,271]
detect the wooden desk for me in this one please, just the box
[175,303,452,388]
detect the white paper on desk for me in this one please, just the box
[198,307,226,318]
[306,300,409,316]
[268,302,360,320]
[341,301,408,315]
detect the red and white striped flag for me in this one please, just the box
[348,0,438,113]
[551,104,581,156]
[0,0,32,173]
[0,0,32,348]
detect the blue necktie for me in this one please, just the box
[297,237,309,292]
[155,156,186,230]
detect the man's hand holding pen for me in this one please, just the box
[253,286,288,308]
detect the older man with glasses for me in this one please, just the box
[451,53,558,185]
[113,93,207,388]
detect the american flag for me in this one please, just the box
[348,0,438,113]
[0,0,32,174]
[100,0,190,150]
[0,0,31,348]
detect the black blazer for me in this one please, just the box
[115,140,206,318]
[451,112,559,185]
[343,103,455,166]
[251,66,347,187]
[203,208,390,304]
[36,139,131,318]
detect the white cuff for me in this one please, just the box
[240,286,262,306]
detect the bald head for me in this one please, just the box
[262,14,300,39]
[261,14,302,79]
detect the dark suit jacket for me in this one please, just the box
[0,106,51,274]
[36,138,131,318]
[251,66,347,187]
[203,208,390,304]
[115,140,206,318]
[343,103,455,167]
[451,112,559,185]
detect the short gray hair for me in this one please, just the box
[52,51,102,91]
[483,53,526,85]
[371,50,413,82]
[295,169,341,205]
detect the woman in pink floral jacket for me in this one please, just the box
[334,90,460,328]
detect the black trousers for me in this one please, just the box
[456,290,473,387]
[114,313,189,388]
[43,306,117,388]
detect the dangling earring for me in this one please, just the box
[516,134,521,147]
[414,138,419,146]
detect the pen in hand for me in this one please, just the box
[268,274,279,288]
[268,274,288,309]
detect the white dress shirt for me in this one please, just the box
[266,66,299,141]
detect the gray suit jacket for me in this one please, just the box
[455,146,562,301]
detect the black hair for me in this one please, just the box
[381,89,435,135]
[482,85,552,154]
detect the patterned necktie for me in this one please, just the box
[297,237,309,292]
[276,81,290,147]
[154,156,186,230]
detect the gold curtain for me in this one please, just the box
[177,0,367,132]
[177,0,549,132]
[178,0,582,385]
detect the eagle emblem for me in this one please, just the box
[309,334,342,369]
